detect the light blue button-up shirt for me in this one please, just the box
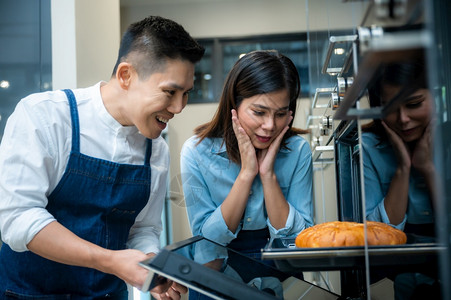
[362,132,434,230]
[180,135,313,262]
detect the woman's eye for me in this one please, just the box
[165,90,176,96]
[253,110,264,116]
[276,112,288,118]
[405,100,423,108]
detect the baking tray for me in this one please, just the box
[261,235,445,272]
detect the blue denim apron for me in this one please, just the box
[0,89,152,299]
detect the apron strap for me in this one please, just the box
[62,89,153,166]
[144,139,152,166]
[62,89,80,153]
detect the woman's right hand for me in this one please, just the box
[381,120,411,171]
[220,110,258,233]
[380,120,412,224]
[231,109,258,179]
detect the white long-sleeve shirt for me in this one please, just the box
[0,82,168,254]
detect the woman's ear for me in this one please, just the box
[116,62,134,90]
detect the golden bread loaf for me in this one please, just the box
[295,221,407,248]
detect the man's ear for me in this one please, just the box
[116,62,135,90]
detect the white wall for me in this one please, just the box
[75,0,120,87]
[51,0,77,90]
[51,0,120,90]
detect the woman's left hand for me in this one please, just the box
[258,114,292,178]
[411,119,434,175]
[151,281,187,300]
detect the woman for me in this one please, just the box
[363,58,435,237]
[180,50,314,297]
[362,57,440,299]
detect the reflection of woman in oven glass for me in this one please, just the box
[180,50,314,299]
[362,57,440,299]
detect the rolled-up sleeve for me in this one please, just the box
[367,199,407,230]
[0,101,57,252]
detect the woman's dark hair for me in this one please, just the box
[194,50,308,163]
[363,53,428,138]
[112,16,205,79]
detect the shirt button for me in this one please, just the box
[247,217,252,222]
[249,190,253,195]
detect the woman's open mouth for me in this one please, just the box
[256,135,271,143]
[400,127,418,136]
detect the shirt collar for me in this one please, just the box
[374,137,391,149]
[95,81,139,136]
[210,137,292,154]
[210,138,226,154]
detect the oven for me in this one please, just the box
[260,0,451,299]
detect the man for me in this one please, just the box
[0,15,204,299]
